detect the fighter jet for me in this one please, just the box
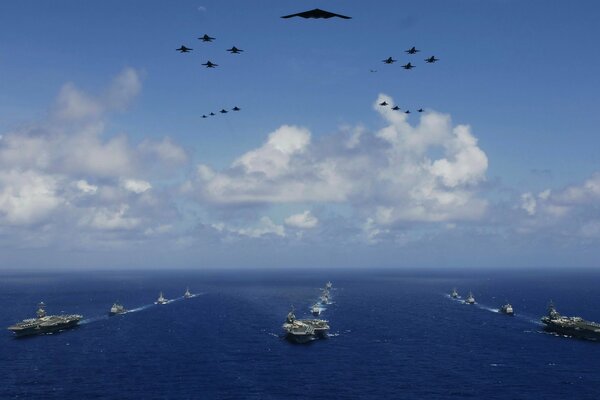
[281,8,351,19]
[402,62,415,70]
[227,46,243,54]
[199,34,215,42]
[209,112,215,116]
[220,109,228,114]
[202,115,207,118]
[405,110,411,114]
[202,61,218,68]
[176,45,192,53]
[425,56,439,63]
[379,101,388,106]
[391,106,400,111]
[232,106,241,111]
[370,69,377,73]
[382,57,396,64]
[417,108,424,113]
[405,46,420,54]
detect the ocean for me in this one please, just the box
[1,268,599,399]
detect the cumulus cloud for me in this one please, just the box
[285,210,318,229]
[120,178,152,194]
[187,94,489,234]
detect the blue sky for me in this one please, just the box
[1,1,600,269]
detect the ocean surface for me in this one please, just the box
[1,268,600,399]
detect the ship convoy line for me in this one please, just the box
[282,281,334,344]
[447,288,600,342]
[7,288,199,337]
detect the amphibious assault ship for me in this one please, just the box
[7,302,82,337]
[541,302,600,341]
[282,308,329,344]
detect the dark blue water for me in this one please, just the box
[1,269,600,399]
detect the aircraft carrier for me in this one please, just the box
[282,309,329,344]
[7,302,82,337]
[541,302,600,341]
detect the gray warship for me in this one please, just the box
[109,302,126,316]
[451,288,459,298]
[465,291,476,304]
[541,302,600,341]
[184,287,192,299]
[500,303,514,316]
[7,302,82,337]
[282,308,329,344]
[311,303,321,317]
[325,281,332,290]
[155,291,168,305]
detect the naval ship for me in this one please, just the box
[311,303,321,317]
[325,281,332,290]
[500,303,514,316]
[465,291,476,304]
[541,302,600,341]
[184,287,192,299]
[155,291,168,305]
[451,288,459,298]
[7,302,82,337]
[109,302,126,316]
[282,308,329,344]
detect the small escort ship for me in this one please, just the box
[7,302,82,337]
[451,288,459,298]
[184,287,193,299]
[109,302,126,316]
[325,281,333,290]
[541,301,600,341]
[311,303,321,317]
[465,291,476,304]
[155,291,168,305]
[282,308,329,344]
[500,303,514,316]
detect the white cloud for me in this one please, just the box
[285,210,318,229]
[521,192,537,215]
[120,178,152,194]
[212,217,285,238]
[82,204,140,230]
[75,180,98,194]
[0,170,63,225]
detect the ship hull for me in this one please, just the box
[9,320,80,338]
[543,323,600,341]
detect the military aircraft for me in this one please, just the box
[405,110,411,114]
[202,61,218,68]
[281,8,351,19]
[199,34,215,42]
[417,108,424,113]
[176,45,192,53]
[209,112,215,116]
[382,57,396,64]
[220,109,228,114]
[391,106,400,111]
[202,115,207,118]
[379,101,388,106]
[232,106,241,111]
[402,62,415,70]
[405,46,420,54]
[425,56,439,63]
[227,46,244,54]
[370,69,377,73]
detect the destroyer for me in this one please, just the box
[541,302,600,341]
[156,291,168,305]
[465,291,476,304]
[184,287,192,299]
[282,308,329,344]
[500,303,514,316]
[311,303,322,317]
[7,302,82,337]
[451,288,459,298]
[109,302,126,316]
[325,281,333,290]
